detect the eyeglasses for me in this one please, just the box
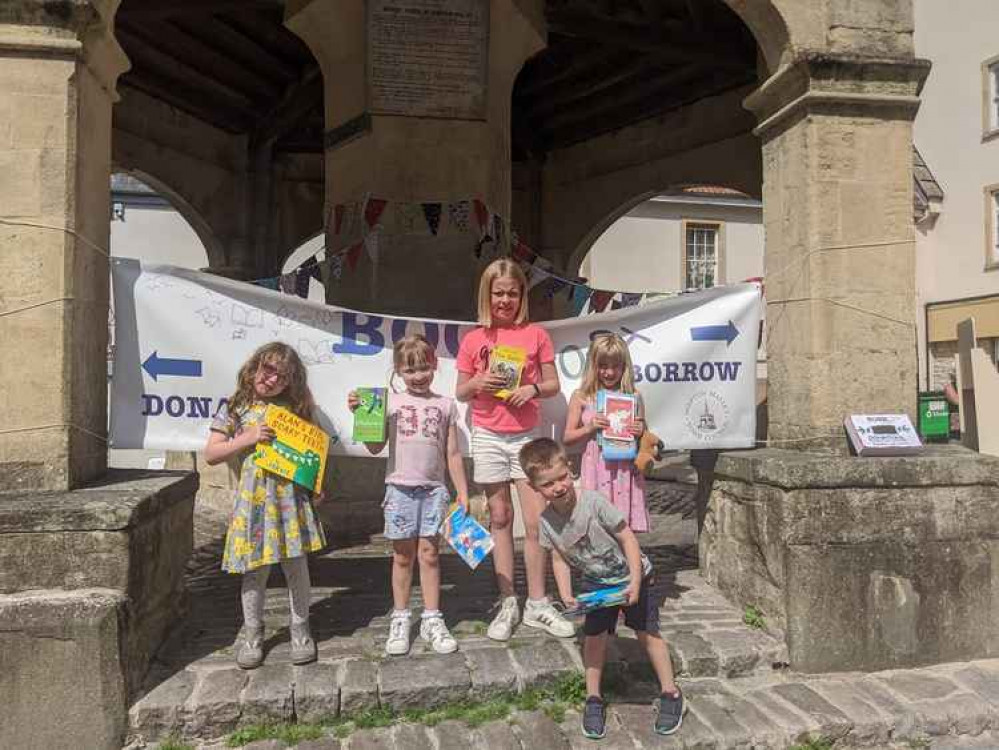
[258,363,289,384]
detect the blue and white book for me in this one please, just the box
[444,503,494,570]
[563,583,629,616]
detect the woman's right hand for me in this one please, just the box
[347,390,360,411]
[592,413,610,432]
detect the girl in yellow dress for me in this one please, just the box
[205,342,327,669]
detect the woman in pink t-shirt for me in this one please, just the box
[456,258,574,642]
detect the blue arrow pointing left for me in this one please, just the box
[690,321,740,345]
[142,351,203,381]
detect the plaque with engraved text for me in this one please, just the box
[367,0,489,120]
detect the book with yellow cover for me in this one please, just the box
[252,404,329,492]
[489,345,526,400]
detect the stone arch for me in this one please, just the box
[719,0,793,75]
[110,166,225,269]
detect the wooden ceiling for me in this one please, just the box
[115,0,757,158]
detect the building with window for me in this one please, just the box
[581,0,999,396]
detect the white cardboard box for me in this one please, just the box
[844,414,923,456]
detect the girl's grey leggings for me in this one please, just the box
[240,556,311,628]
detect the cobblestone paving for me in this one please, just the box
[129,481,999,749]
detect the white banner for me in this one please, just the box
[110,259,762,454]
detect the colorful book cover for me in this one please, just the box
[596,390,637,460]
[444,503,494,570]
[252,405,329,492]
[489,345,526,400]
[563,583,629,617]
[352,387,387,442]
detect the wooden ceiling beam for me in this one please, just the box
[516,44,620,98]
[120,74,254,133]
[119,19,282,103]
[171,16,300,83]
[546,10,752,68]
[544,69,756,149]
[118,0,282,19]
[117,27,260,113]
[523,56,667,117]
[251,66,324,150]
[221,12,315,68]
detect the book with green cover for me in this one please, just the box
[352,387,387,442]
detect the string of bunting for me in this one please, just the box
[253,195,672,313]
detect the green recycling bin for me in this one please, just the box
[918,390,950,442]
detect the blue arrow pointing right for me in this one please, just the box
[690,321,740,345]
[142,351,203,381]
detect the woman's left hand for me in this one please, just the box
[627,418,645,437]
[506,385,536,407]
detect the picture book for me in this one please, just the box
[563,583,629,617]
[489,345,526,400]
[444,503,494,570]
[352,387,387,442]
[596,389,637,460]
[252,405,329,492]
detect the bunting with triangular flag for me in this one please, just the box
[570,285,592,316]
[448,200,471,233]
[473,199,490,238]
[364,231,380,262]
[422,203,442,235]
[620,292,643,308]
[329,254,344,281]
[364,197,387,229]
[545,278,568,299]
[590,290,614,313]
[345,242,363,272]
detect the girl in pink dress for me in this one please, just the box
[563,334,650,532]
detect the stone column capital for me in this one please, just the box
[745,52,932,139]
[0,0,129,101]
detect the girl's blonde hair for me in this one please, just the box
[579,334,636,398]
[229,342,315,420]
[476,258,529,327]
[390,334,437,392]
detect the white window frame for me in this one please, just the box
[987,185,999,270]
[681,220,724,291]
[983,55,999,141]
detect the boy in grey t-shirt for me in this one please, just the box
[519,438,685,741]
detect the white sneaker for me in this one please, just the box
[487,596,520,641]
[385,612,412,656]
[523,598,575,638]
[420,616,458,654]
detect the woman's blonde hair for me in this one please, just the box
[390,334,437,392]
[476,258,529,327]
[579,334,636,398]
[229,342,315,420]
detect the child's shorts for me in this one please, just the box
[382,484,450,540]
[583,574,662,636]
[471,427,537,484]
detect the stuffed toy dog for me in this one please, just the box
[634,430,664,475]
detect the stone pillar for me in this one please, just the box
[286,0,545,320]
[747,54,930,450]
[0,1,128,490]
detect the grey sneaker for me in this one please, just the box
[653,687,686,735]
[290,621,317,665]
[385,612,413,656]
[581,696,607,740]
[236,626,264,670]
[420,616,458,654]
[523,598,574,638]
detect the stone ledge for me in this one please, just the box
[715,445,999,490]
[0,469,199,533]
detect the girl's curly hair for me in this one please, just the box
[228,342,315,421]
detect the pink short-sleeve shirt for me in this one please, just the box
[456,323,555,434]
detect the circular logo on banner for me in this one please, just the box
[684,390,731,441]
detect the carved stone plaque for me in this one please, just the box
[367,0,489,120]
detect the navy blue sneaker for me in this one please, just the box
[653,687,685,735]
[581,696,607,740]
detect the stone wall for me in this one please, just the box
[700,446,999,673]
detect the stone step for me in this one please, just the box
[132,658,999,750]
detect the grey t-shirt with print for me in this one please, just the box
[538,490,652,587]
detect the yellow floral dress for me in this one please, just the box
[213,401,328,573]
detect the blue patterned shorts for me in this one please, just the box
[382,484,450,540]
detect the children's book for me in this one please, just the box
[444,503,494,570]
[596,389,637,460]
[352,387,387,442]
[563,583,629,617]
[489,345,526,400]
[253,404,329,492]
